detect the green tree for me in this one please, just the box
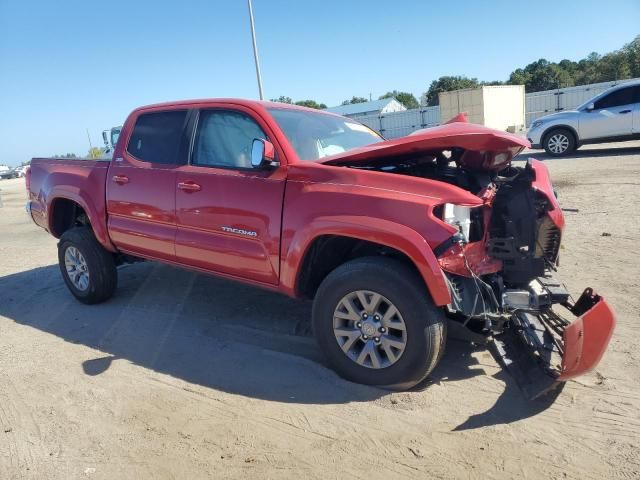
[294,99,327,109]
[507,59,573,91]
[596,51,632,82]
[558,59,579,77]
[379,90,419,109]
[53,153,78,158]
[270,97,327,109]
[508,68,529,86]
[525,59,556,90]
[421,76,480,106]
[87,147,103,159]
[341,96,368,105]
[480,80,505,86]
[506,37,639,92]
[623,35,640,77]
[270,96,293,104]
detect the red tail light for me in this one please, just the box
[25,166,31,192]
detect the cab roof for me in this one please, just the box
[132,98,338,116]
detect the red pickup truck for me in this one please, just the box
[27,99,615,396]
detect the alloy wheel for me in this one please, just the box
[333,290,407,369]
[547,133,570,154]
[64,246,90,291]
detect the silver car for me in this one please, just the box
[528,80,640,156]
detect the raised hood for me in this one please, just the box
[319,120,530,171]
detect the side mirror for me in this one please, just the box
[251,138,278,168]
[102,131,109,145]
[586,103,595,112]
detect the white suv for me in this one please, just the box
[528,80,640,156]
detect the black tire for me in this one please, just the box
[312,257,447,389]
[543,128,576,157]
[58,227,117,304]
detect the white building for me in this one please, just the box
[324,98,407,119]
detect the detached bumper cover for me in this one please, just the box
[491,287,615,399]
[558,289,616,380]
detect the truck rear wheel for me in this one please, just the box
[312,257,446,389]
[58,227,117,304]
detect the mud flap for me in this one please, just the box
[490,288,615,399]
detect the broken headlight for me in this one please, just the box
[434,204,484,244]
[439,203,472,243]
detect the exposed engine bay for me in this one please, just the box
[343,148,614,398]
[337,148,562,292]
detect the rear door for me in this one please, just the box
[175,107,286,285]
[580,86,635,139]
[106,109,189,261]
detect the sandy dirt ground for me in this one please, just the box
[0,141,639,479]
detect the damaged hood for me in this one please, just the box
[318,121,530,170]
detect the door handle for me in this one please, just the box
[112,175,129,185]
[619,109,632,114]
[177,181,201,192]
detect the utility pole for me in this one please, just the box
[86,129,93,149]
[247,0,264,100]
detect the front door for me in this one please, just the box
[631,86,640,134]
[580,86,636,139]
[175,107,286,285]
[107,109,189,262]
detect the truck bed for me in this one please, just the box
[28,157,111,240]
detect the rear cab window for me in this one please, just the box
[126,110,188,164]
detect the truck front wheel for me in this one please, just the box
[58,227,117,304]
[312,257,446,389]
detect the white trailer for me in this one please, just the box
[439,85,526,132]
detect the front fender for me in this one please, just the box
[281,215,451,306]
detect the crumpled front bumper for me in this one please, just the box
[558,288,616,380]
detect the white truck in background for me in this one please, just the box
[101,126,122,158]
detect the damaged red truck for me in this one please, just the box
[26,99,615,397]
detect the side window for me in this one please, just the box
[126,110,188,164]
[594,87,635,110]
[192,110,267,168]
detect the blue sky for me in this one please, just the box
[0,0,638,166]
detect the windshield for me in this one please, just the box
[267,108,383,161]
